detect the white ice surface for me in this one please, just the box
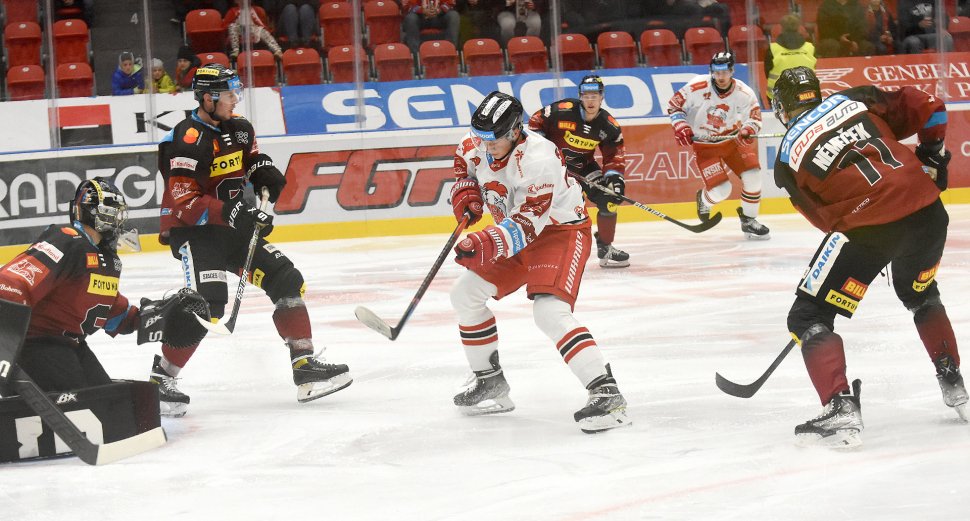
[2,205,969,521]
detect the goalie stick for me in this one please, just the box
[195,187,271,336]
[715,340,797,398]
[355,213,471,340]
[589,183,722,233]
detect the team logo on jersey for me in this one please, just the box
[183,127,200,144]
[841,278,868,299]
[170,156,198,171]
[825,289,859,314]
[171,182,194,201]
[199,270,227,283]
[32,242,63,263]
[235,131,249,144]
[211,151,243,177]
[799,233,847,297]
[86,253,99,268]
[88,274,119,296]
[706,104,730,129]
[213,139,220,153]
[564,131,598,150]
[558,121,576,131]
[913,262,940,292]
[482,181,509,220]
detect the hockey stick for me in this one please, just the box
[194,187,271,336]
[715,339,797,398]
[355,213,472,340]
[706,132,786,142]
[10,367,167,465]
[589,183,722,233]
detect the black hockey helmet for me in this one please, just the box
[470,91,524,150]
[578,75,605,97]
[70,177,130,248]
[771,66,822,128]
[710,51,735,75]
[191,63,243,104]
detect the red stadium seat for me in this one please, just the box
[684,27,725,65]
[558,34,595,71]
[320,2,356,51]
[282,48,323,85]
[506,36,547,74]
[2,0,37,24]
[236,50,277,87]
[374,43,414,81]
[52,19,90,66]
[728,25,767,63]
[7,64,45,100]
[185,9,225,53]
[463,38,504,77]
[640,29,681,67]
[56,62,93,98]
[419,40,458,79]
[364,0,402,49]
[4,21,42,68]
[327,44,368,83]
[951,16,970,53]
[597,31,637,69]
[197,52,231,68]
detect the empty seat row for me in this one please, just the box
[3,18,90,69]
[6,62,93,100]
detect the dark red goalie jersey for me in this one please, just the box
[774,86,946,232]
[528,98,626,177]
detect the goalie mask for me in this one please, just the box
[137,288,211,349]
[70,178,140,252]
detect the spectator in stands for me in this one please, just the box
[897,0,952,54]
[402,0,461,54]
[54,0,93,25]
[496,0,545,45]
[112,52,145,96]
[696,0,732,36]
[456,0,503,42]
[150,59,179,94]
[226,6,285,60]
[643,0,704,40]
[275,0,321,50]
[170,0,230,24]
[765,14,816,100]
[865,0,898,55]
[175,45,201,92]
[817,0,873,58]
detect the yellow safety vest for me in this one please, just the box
[766,41,817,99]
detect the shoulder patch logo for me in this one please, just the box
[87,253,99,268]
[184,127,200,144]
[61,227,78,235]
[32,242,63,262]
[558,121,577,131]
[558,102,573,109]
[6,259,44,286]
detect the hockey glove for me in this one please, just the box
[222,196,274,237]
[673,121,694,146]
[451,178,485,226]
[454,226,506,269]
[137,288,211,348]
[584,169,604,185]
[247,153,287,203]
[737,125,756,146]
[601,173,625,204]
[915,138,950,191]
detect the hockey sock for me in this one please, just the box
[739,169,762,218]
[913,300,959,366]
[534,295,606,387]
[451,271,501,372]
[273,298,313,342]
[801,330,849,405]
[596,210,617,245]
[460,317,499,372]
[160,344,198,375]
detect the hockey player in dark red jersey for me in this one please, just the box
[152,64,351,417]
[772,66,967,448]
[528,75,630,268]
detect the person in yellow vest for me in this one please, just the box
[765,14,817,100]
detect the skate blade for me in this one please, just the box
[458,396,515,416]
[598,258,630,268]
[954,404,968,423]
[796,429,862,450]
[297,374,353,403]
[160,402,187,418]
[743,232,771,241]
[578,408,632,434]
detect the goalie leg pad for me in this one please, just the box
[0,299,31,397]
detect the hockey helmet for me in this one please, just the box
[771,66,822,128]
[469,91,524,151]
[578,75,605,97]
[191,63,243,104]
[70,177,136,250]
[710,51,735,75]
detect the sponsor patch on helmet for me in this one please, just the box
[798,91,817,101]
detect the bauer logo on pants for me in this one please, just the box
[799,233,847,297]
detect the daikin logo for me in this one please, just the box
[801,233,847,297]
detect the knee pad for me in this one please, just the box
[739,169,763,193]
[908,295,943,319]
[706,180,732,204]
[533,294,579,340]
[263,264,305,303]
[787,297,835,341]
[597,207,617,218]
[450,270,497,320]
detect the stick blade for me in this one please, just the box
[688,211,723,233]
[355,306,396,340]
[194,314,231,336]
[94,427,168,465]
[715,372,759,398]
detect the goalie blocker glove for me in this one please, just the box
[137,288,211,349]
[222,196,274,237]
[247,153,287,203]
[915,138,950,191]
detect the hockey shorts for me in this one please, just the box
[693,140,759,190]
[472,222,592,311]
[794,199,948,321]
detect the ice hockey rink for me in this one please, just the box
[3,204,969,521]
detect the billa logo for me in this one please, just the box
[798,91,817,101]
[86,253,99,267]
[841,278,868,299]
[557,121,576,131]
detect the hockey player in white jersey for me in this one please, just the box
[448,91,631,434]
[668,51,770,240]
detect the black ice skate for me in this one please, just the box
[935,355,969,422]
[696,190,711,222]
[737,207,770,240]
[454,351,515,415]
[574,365,631,433]
[149,355,190,418]
[292,351,353,403]
[595,232,630,268]
[795,379,863,449]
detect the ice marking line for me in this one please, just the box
[560,440,970,520]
